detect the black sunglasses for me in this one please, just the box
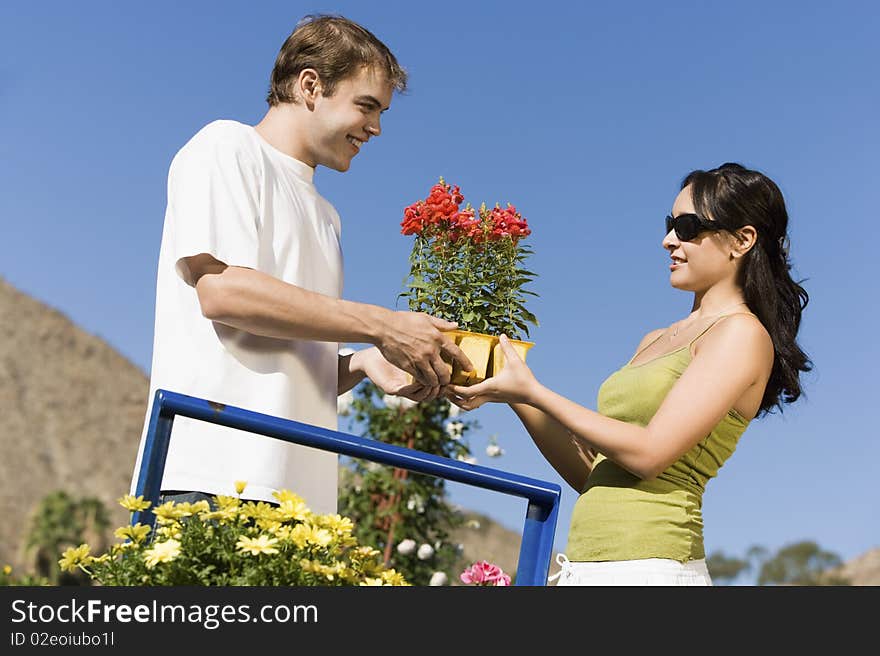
[665,213,722,242]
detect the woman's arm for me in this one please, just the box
[450,317,772,480]
[509,403,597,493]
[504,327,669,488]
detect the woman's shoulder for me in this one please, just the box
[694,312,774,362]
[708,312,769,340]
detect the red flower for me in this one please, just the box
[401,202,429,236]
[486,204,530,242]
[401,178,465,236]
[449,207,482,243]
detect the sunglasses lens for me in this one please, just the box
[666,214,701,241]
[677,215,700,241]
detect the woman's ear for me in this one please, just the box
[731,225,758,259]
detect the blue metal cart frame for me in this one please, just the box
[131,389,561,585]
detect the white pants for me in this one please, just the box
[549,554,713,586]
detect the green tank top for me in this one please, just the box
[566,318,752,563]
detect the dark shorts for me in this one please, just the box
[159,490,218,507]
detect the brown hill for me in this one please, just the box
[0,277,147,570]
[828,548,880,586]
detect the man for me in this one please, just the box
[129,15,472,514]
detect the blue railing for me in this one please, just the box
[132,389,561,585]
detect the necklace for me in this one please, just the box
[670,301,748,338]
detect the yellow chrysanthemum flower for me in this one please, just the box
[58,544,92,573]
[188,500,211,514]
[256,518,283,533]
[170,502,202,517]
[3,565,12,575]
[213,495,240,510]
[360,577,386,586]
[288,524,333,549]
[308,526,333,548]
[272,525,293,541]
[201,507,239,523]
[155,524,182,540]
[117,494,151,512]
[354,546,381,559]
[360,561,384,577]
[234,480,247,495]
[143,539,181,569]
[319,514,354,535]
[114,523,152,543]
[340,567,361,584]
[289,524,310,548]
[277,498,311,522]
[240,501,277,522]
[272,489,307,506]
[110,542,137,556]
[320,561,346,581]
[236,534,280,556]
[152,501,185,522]
[381,569,409,586]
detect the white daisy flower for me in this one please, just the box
[429,571,449,586]
[445,421,464,440]
[406,494,426,514]
[486,443,504,457]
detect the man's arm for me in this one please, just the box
[183,254,472,386]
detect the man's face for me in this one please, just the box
[307,66,394,172]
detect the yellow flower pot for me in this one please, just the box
[404,330,535,387]
[444,330,535,385]
[447,330,497,385]
[491,337,535,377]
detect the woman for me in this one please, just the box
[448,162,811,586]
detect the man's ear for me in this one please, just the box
[731,225,758,258]
[296,68,322,106]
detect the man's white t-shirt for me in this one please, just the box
[130,120,343,514]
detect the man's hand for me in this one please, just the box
[352,347,442,402]
[377,312,474,387]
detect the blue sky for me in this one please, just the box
[2,1,878,574]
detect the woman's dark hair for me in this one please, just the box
[682,162,811,415]
[267,14,407,106]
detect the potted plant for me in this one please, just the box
[399,178,538,384]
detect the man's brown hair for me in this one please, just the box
[267,14,407,105]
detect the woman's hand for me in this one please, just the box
[446,335,540,410]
